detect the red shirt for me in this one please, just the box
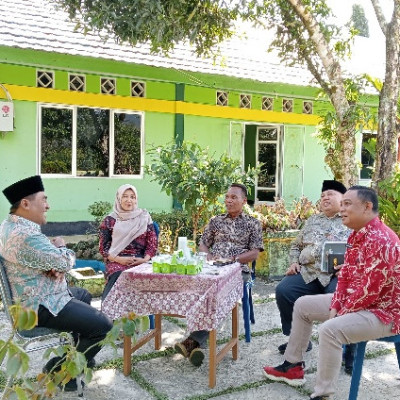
[331,217,400,334]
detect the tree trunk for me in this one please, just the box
[288,0,358,187]
[372,2,400,191]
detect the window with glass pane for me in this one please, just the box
[76,108,110,176]
[114,113,142,175]
[258,143,277,188]
[41,107,73,174]
[256,126,279,202]
[360,132,376,179]
[258,128,277,141]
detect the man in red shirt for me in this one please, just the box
[262,186,400,400]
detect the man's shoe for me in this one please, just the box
[87,358,96,369]
[174,338,200,358]
[344,366,353,375]
[278,340,312,355]
[43,356,64,373]
[263,360,306,386]
[60,378,85,392]
[189,348,205,367]
[310,396,330,399]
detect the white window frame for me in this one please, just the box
[37,103,145,178]
[255,125,282,203]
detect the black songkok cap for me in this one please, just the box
[321,180,347,194]
[2,175,45,205]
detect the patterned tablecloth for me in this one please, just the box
[102,263,243,332]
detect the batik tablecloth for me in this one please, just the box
[102,263,243,332]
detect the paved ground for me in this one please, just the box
[1,278,400,400]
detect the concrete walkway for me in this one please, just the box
[1,279,400,400]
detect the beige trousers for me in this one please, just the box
[284,293,395,397]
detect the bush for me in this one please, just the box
[249,197,318,232]
[88,201,112,227]
[378,163,400,236]
[67,237,103,261]
[151,210,193,253]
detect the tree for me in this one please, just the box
[351,4,370,37]
[52,0,400,188]
[145,141,259,242]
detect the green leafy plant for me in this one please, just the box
[145,141,259,241]
[88,201,112,227]
[378,163,400,236]
[250,197,318,233]
[150,210,192,253]
[0,304,149,399]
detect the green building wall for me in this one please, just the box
[0,46,378,223]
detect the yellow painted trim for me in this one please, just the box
[3,83,321,125]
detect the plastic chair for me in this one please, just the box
[242,260,256,342]
[348,335,400,400]
[0,257,83,397]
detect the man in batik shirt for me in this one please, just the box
[263,186,400,400]
[275,180,351,358]
[175,183,264,366]
[0,175,112,392]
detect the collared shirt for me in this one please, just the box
[0,214,75,316]
[289,213,351,286]
[200,212,264,272]
[331,217,400,334]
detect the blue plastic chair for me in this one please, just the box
[348,335,400,400]
[242,261,256,342]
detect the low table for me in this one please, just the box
[102,262,243,388]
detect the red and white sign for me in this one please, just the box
[0,101,14,131]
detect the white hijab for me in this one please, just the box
[108,184,152,258]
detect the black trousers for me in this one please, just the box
[275,273,338,336]
[37,287,113,361]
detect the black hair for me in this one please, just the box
[9,193,37,213]
[230,183,247,198]
[347,185,379,213]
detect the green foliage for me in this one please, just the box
[67,237,103,260]
[88,201,112,226]
[0,304,149,399]
[249,197,318,232]
[145,141,259,240]
[350,4,369,38]
[150,210,193,252]
[52,0,247,57]
[378,163,400,236]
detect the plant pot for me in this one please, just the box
[69,263,106,297]
[256,230,299,280]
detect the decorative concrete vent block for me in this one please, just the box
[68,267,105,298]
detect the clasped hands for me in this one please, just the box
[109,255,148,266]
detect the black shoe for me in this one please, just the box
[43,356,64,373]
[44,356,95,373]
[175,338,200,358]
[189,348,205,367]
[60,378,85,392]
[278,340,312,355]
[344,366,353,375]
[87,358,96,369]
[310,396,330,400]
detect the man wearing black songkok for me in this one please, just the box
[0,176,113,392]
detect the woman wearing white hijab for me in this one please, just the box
[99,184,158,300]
